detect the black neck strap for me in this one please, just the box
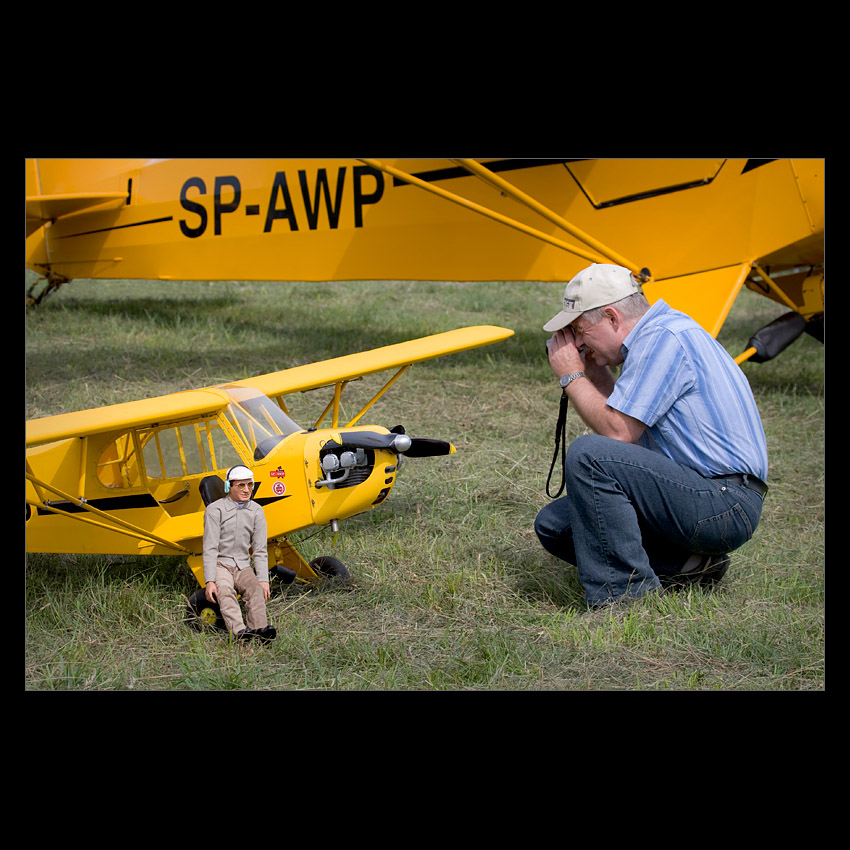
[545,393,569,499]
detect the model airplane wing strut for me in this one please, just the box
[305,364,411,430]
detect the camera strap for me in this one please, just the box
[545,392,570,498]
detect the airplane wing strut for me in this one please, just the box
[448,158,650,280]
[359,159,641,275]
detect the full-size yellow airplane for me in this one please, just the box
[26,325,514,627]
[26,157,823,363]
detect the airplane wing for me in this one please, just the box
[26,389,231,448]
[26,158,822,350]
[26,158,822,286]
[234,325,515,400]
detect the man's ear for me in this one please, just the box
[603,305,621,330]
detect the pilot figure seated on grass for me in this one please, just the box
[202,465,276,642]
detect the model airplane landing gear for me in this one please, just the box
[309,556,350,581]
[269,537,351,584]
[185,547,351,631]
[185,589,226,632]
[269,555,350,584]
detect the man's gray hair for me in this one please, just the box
[578,292,650,326]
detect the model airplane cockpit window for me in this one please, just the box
[223,388,302,459]
[141,419,242,482]
[97,432,142,489]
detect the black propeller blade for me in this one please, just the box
[403,438,455,457]
[328,431,454,456]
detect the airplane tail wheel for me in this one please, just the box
[309,556,351,582]
[186,588,226,631]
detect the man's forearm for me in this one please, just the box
[583,359,616,397]
[565,376,645,443]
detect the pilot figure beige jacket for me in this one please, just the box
[202,497,269,584]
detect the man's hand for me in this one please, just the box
[260,581,270,601]
[205,581,218,603]
[548,328,615,395]
[547,327,584,377]
[546,329,644,443]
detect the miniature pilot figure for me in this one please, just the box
[202,465,276,642]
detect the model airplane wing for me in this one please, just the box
[26,389,231,448]
[236,325,515,401]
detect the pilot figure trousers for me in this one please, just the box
[214,562,268,634]
[534,435,764,607]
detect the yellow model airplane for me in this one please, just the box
[25,158,823,363]
[26,324,514,628]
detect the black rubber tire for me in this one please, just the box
[309,556,351,581]
[185,587,226,631]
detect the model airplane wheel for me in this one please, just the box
[309,556,350,582]
[186,588,225,632]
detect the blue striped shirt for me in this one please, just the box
[607,300,768,481]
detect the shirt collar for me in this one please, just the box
[621,298,670,357]
[220,495,250,513]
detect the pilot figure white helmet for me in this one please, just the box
[224,465,254,493]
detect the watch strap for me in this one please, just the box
[559,371,585,389]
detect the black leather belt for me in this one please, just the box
[712,473,768,499]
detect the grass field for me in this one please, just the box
[24,273,824,690]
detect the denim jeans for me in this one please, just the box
[534,435,764,607]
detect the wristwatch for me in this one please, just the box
[559,371,585,389]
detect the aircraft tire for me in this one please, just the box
[186,588,226,632]
[309,556,351,582]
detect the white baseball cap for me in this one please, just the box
[226,465,254,483]
[543,263,642,332]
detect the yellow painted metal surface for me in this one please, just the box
[642,263,752,337]
[26,389,231,447]
[26,157,823,339]
[24,158,820,281]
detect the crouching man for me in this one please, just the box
[202,465,276,642]
[535,264,768,608]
